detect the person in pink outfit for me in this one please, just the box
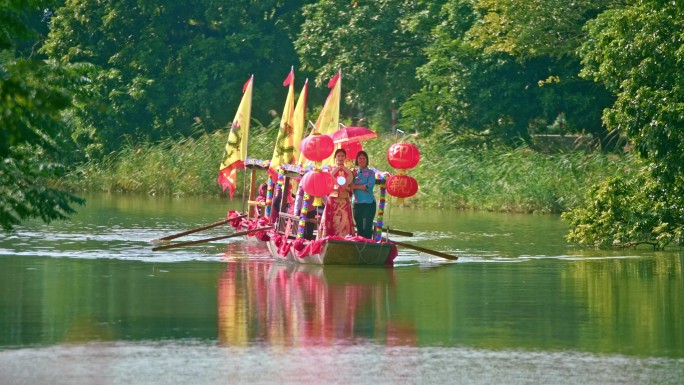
[319,149,355,238]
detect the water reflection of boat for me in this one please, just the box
[217,261,409,346]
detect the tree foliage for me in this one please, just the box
[1,0,84,232]
[295,0,438,126]
[580,0,684,182]
[563,170,683,249]
[401,0,614,144]
[42,0,313,158]
[565,0,684,248]
[5,0,683,248]
[38,0,618,151]
[467,0,613,60]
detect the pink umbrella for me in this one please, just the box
[340,141,363,161]
[330,126,378,144]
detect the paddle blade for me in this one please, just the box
[391,240,459,261]
[152,226,273,252]
[150,214,247,243]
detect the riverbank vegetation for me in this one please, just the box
[3,0,682,248]
[59,130,639,215]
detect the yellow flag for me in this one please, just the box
[292,79,308,165]
[218,75,253,199]
[269,68,296,177]
[316,71,341,136]
[298,71,340,167]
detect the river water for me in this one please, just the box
[0,193,682,384]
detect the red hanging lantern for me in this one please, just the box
[386,174,418,203]
[301,170,334,206]
[300,133,334,163]
[300,132,335,205]
[387,142,420,170]
[386,142,420,204]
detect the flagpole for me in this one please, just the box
[269,68,296,177]
[241,168,247,214]
[241,74,254,213]
[245,74,254,162]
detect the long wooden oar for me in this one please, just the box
[391,240,459,261]
[152,225,273,252]
[382,228,414,237]
[151,214,247,244]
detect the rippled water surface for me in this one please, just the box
[1,193,682,384]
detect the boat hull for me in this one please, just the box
[267,236,396,266]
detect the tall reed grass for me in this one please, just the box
[62,128,274,196]
[363,134,637,213]
[61,130,638,214]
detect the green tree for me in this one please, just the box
[467,0,613,60]
[565,0,684,248]
[402,0,614,144]
[295,0,438,127]
[1,0,84,232]
[42,0,312,158]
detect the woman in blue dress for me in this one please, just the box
[351,151,376,239]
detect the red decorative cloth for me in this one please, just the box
[270,234,397,265]
[227,210,244,229]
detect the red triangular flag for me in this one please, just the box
[243,75,253,93]
[328,71,341,89]
[283,66,294,86]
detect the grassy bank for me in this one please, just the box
[61,129,639,214]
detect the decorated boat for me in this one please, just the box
[153,69,458,264]
[267,236,397,265]
[267,159,399,265]
[217,71,451,266]
[221,158,396,265]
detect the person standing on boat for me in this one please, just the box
[319,149,355,238]
[351,151,376,239]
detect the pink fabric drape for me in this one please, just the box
[319,197,354,238]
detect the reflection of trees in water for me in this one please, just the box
[217,261,415,346]
[568,254,683,354]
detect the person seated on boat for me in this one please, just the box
[257,182,268,200]
[268,184,282,224]
[351,150,376,239]
[319,148,355,238]
[254,182,268,216]
[293,183,326,240]
[268,180,297,222]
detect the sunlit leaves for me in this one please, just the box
[468,0,614,60]
[1,1,85,232]
[295,0,436,120]
[563,171,684,249]
[401,0,613,143]
[42,0,311,158]
[581,0,684,178]
[567,0,684,248]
